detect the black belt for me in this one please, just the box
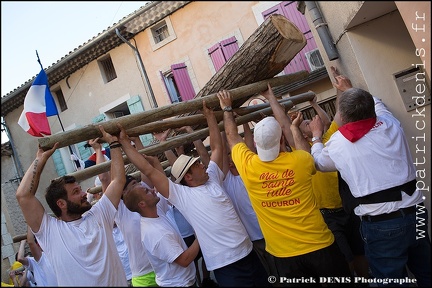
[320,208,345,215]
[361,205,416,222]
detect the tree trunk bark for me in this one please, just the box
[195,14,307,109]
[126,91,315,137]
[38,72,308,151]
[66,94,315,182]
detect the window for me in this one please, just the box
[113,111,124,118]
[54,88,67,112]
[93,103,131,122]
[152,21,169,43]
[161,71,182,103]
[53,129,91,175]
[160,63,196,103]
[90,96,153,147]
[98,55,117,83]
[107,102,130,120]
[208,36,239,72]
[149,17,176,51]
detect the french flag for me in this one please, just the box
[18,69,58,137]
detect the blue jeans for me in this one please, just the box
[360,205,431,287]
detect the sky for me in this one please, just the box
[1,1,147,143]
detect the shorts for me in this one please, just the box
[131,271,157,287]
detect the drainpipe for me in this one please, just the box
[304,1,339,61]
[66,76,71,89]
[115,28,158,108]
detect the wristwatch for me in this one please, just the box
[223,106,233,112]
[311,136,321,142]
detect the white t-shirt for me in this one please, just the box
[116,199,154,278]
[25,253,58,286]
[34,195,128,286]
[113,226,132,281]
[223,171,264,241]
[168,161,252,270]
[140,213,196,287]
[311,97,424,216]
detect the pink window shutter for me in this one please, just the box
[208,43,226,72]
[171,63,196,101]
[220,36,239,62]
[281,1,318,72]
[208,36,239,72]
[281,1,310,34]
[262,5,283,20]
[283,52,308,74]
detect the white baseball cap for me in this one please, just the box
[253,116,282,162]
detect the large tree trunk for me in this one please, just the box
[38,72,307,151]
[195,14,306,109]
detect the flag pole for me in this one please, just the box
[36,51,82,170]
[36,51,67,133]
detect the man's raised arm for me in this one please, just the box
[98,125,125,209]
[261,83,295,148]
[217,90,244,151]
[16,143,59,233]
[202,100,223,170]
[117,124,170,198]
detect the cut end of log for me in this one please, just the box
[270,14,306,42]
[268,14,307,74]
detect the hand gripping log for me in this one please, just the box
[66,91,315,182]
[38,72,308,151]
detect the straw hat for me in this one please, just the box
[171,154,200,183]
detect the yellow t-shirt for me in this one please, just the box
[232,143,334,257]
[311,121,342,209]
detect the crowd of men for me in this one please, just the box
[7,68,431,287]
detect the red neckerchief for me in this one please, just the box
[338,117,376,142]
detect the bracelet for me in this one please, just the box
[110,143,122,149]
[109,140,119,146]
[109,142,122,149]
[223,106,233,112]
